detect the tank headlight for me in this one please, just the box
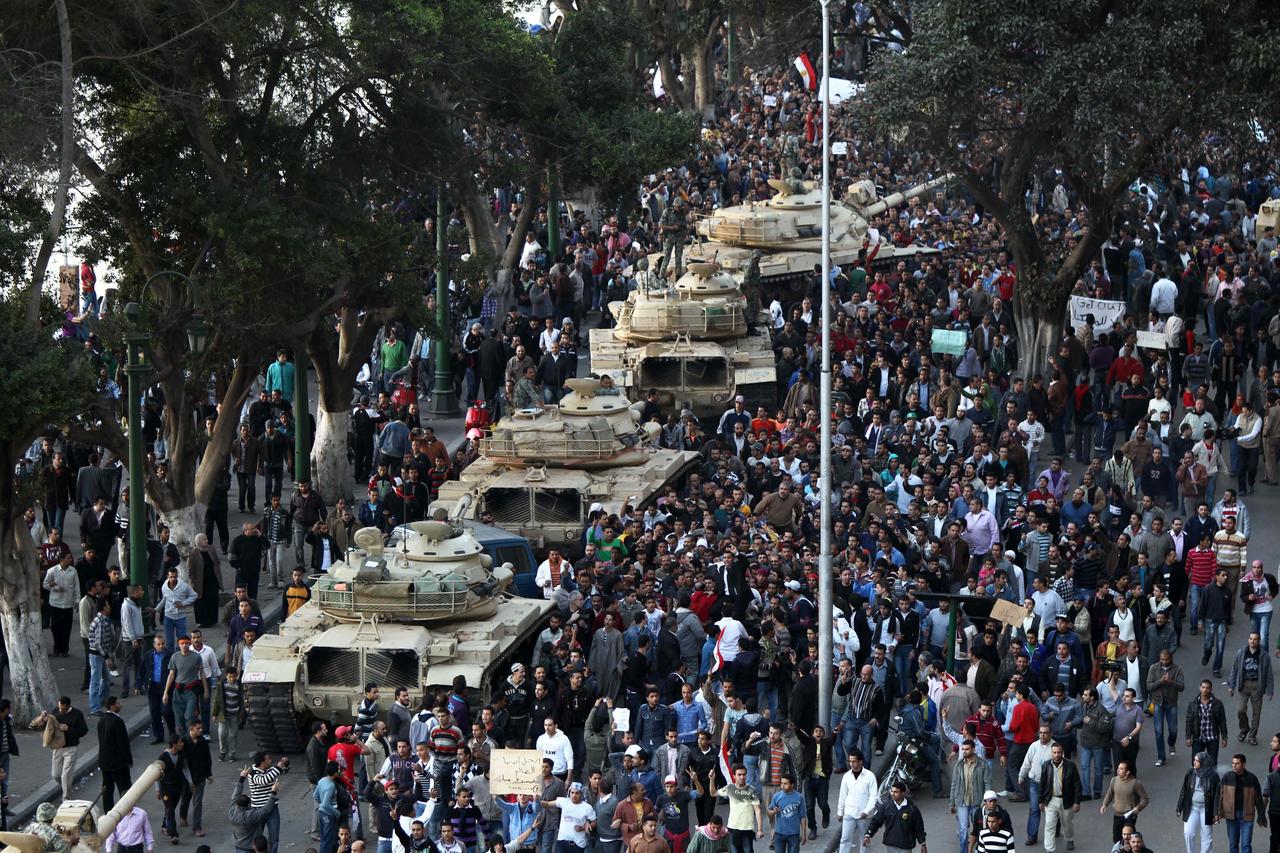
[312,696,324,707]
[714,394,727,403]
[564,529,578,540]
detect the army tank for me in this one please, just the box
[240,507,554,753]
[680,175,950,300]
[431,376,700,552]
[589,260,776,417]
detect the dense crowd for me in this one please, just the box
[8,28,1280,853]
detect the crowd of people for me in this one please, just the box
[7,24,1280,853]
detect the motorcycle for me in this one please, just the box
[876,714,930,802]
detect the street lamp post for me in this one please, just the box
[817,0,835,730]
[122,271,210,601]
[428,184,460,415]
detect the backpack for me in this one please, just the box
[334,779,352,814]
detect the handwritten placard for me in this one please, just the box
[1068,295,1125,330]
[489,749,544,796]
[931,328,968,356]
[1135,330,1167,350]
[988,598,1025,627]
[612,708,631,732]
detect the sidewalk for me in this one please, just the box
[8,400,468,824]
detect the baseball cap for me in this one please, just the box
[785,580,802,591]
[569,782,584,792]
[335,725,353,739]
[983,790,998,801]
[664,775,678,785]
[625,745,643,758]
[735,395,745,403]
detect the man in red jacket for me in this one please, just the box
[1004,683,1040,802]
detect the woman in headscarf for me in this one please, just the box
[187,533,223,628]
[1175,751,1220,853]
[588,611,626,701]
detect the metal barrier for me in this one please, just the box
[316,583,470,616]
[478,434,618,459]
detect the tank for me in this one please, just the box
[678,176,950,297]
[589,261,777,416]
[0,761,164,853]
[432,377,701,552]
[240,510,555,753]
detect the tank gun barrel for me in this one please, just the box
[858,175,950,218]
[97,760,166,838]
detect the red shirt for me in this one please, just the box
[1008,700,1040,745]
[328,742,363,784]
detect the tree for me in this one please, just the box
[858,0,1280,379]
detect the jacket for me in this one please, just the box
[1037,758,1083,808]
[1220,770,1266,824]
[229,778,277,848]
[1078,700,1114,750]
[1185,696,1228,742]
[1177,770,1221,825]
[1228,648,1274,696]
[97,711,132,771]
[633,702,675,751]
[865,797,927,850]
[652,742,691,783]
[1145,661,1185,706]
[0,716,19,756]
[949,756,991,808]
[744,733,805,789]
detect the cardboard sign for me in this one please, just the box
[762,94,778,108]
[831,142,849,156]
[1135,330,1167,349]
[1068,295,1126,330]
[931,328,969,356]
[988,598,1025,627]
[489,749,544,796]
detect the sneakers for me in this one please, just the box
[1154,760,1164,767]
[822,816,829,829]
[996,790,1010,798]
[1202,654,1210,666]
[875,749,884,756]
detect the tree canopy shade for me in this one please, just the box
[857,0,1280,378]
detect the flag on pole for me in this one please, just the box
[794,53,817,90]
[718,740,734,786]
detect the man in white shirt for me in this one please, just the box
[536,717,574,779]
[1149,269,1178,315]
[1018,412,1047,489]
[836,751,878,853]
[189,628,222,734]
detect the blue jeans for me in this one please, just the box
[956,804,980,853]
[318,812,338,853]
[164,614,188,650]
[805,775,830,825]
[846,717,874,762]
[263,465,284,500]
[45,505,66,534]
[759,682,779,720]
[1226,815,1254,853]
[1206,474,1218,508]
[893,645,914,697]
[172,687,200,733]
[376,840,392,853]
[1250,611,1272,649]
[1026,780,1042,841]
[89,653,111,713]
[775,834,800,853]
[1153,702,1178,762]
[1188,584,1208,630]
[1080,746,1107,798]
[1204,619,1227,671]
[744,754,761,796]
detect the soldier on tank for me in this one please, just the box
[659,197,688,278]
[743,250,764,335]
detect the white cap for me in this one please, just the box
[625,745,642,757]
[785,580,803,591]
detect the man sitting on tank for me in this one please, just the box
[597,374,622,396]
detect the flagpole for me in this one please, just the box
[817,0,834,732]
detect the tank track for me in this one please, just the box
[245,682,306,754]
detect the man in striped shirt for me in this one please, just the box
[1185,531,1218,633]
[247,751,290,853]
[975,811,1016,853]
[1211,515,1247,624]
[840,667,885,764]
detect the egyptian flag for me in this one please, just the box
[710,623,727,674]
[794,52,817,90]
[718,740,734,787]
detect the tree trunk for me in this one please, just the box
[311,407,352,503]
[0,513,58,723]
[158,503,205,554]
[1013,298,1063,382]
[459,175,538,315]
[691,44,715,121]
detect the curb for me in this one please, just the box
[10,595,284,827]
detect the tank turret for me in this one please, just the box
[679,175,950,292]
[477,377,659,468]
[609,261,748,342]
[589,261,777,417]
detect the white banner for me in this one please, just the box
[1135,330,1167,349]
[1068,295,1126,330]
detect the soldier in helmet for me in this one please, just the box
[659,198,688,278]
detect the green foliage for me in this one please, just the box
[857,0,1279,299]
[0,296,95,443]
[0,180,44,288]
[547,6,699,204]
